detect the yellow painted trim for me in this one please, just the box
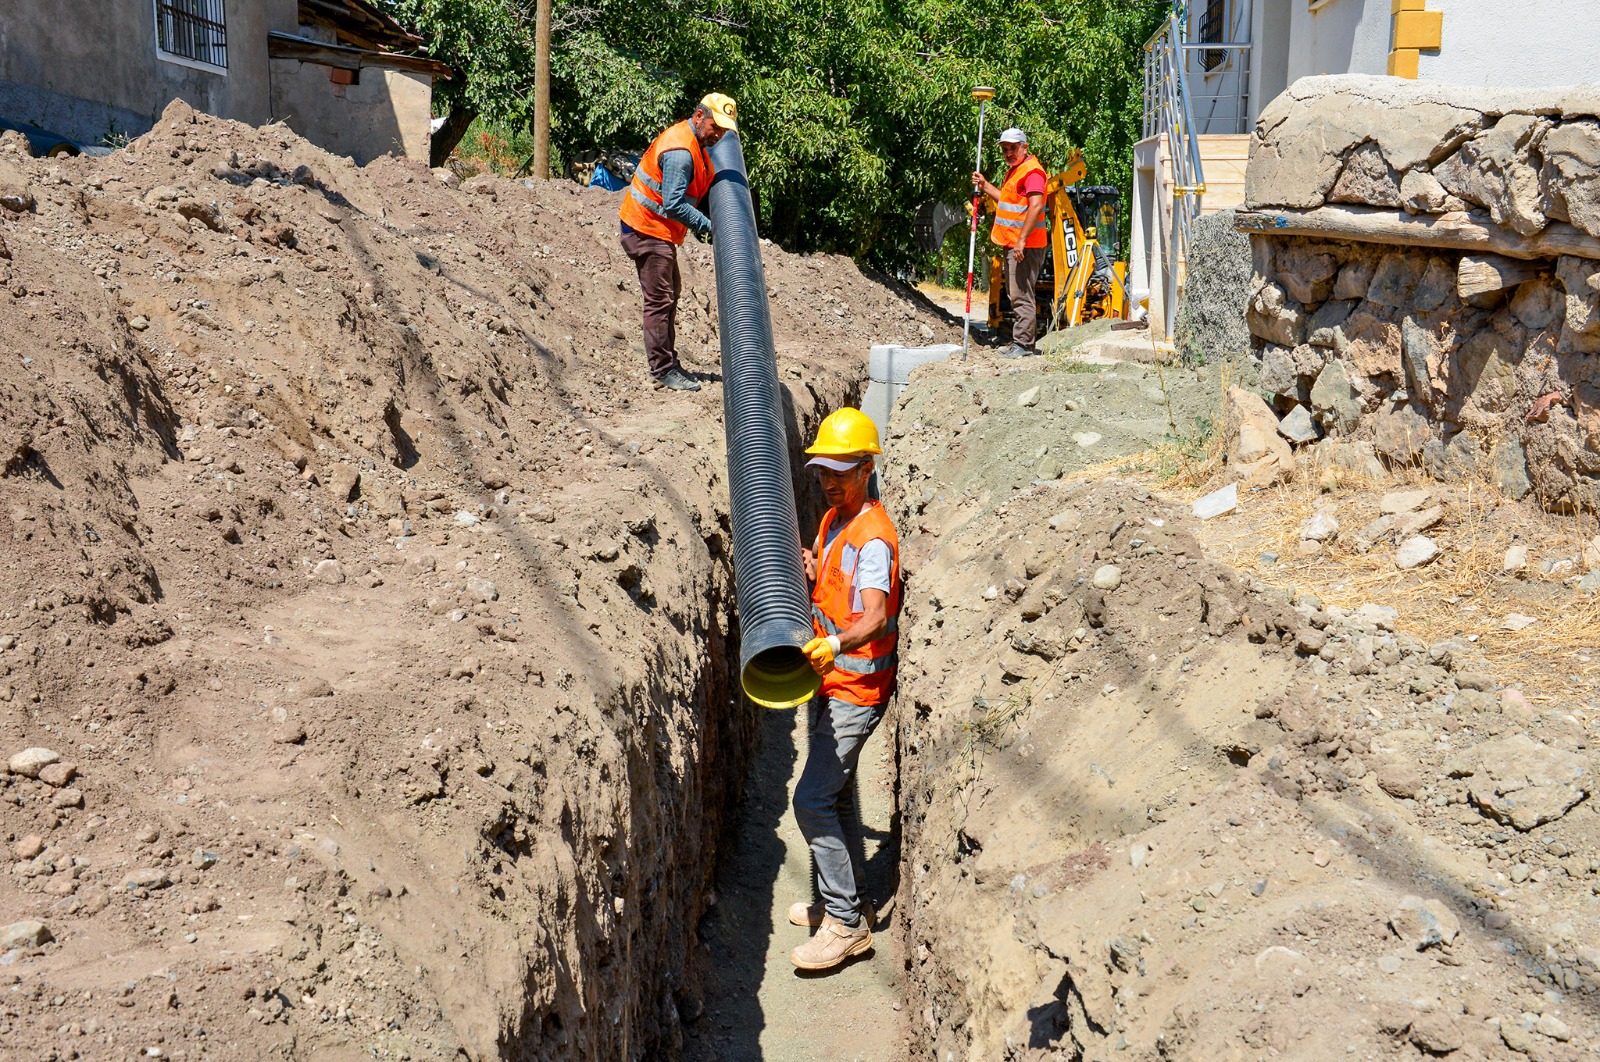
[1387,48,1420,78]
[1394,9,1443,49]
[1390,0,1425,12]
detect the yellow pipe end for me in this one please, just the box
[741,647,820,709]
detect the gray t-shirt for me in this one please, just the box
[822,521,892,613]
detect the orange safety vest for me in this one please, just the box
[618,120,714,245]
[811,501,901,707]
[992,155,1047,250]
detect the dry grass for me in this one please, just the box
[1062,382,1600,706]
[1196,467,1600,705]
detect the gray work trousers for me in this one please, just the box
[1006,244,1047,349]
[793,695,886,926]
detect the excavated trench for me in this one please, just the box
[0,105,953,1062]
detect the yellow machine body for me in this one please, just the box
[987,148,1128,337]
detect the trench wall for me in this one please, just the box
[1237,75,1600,509]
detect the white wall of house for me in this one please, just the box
[1285,0,1392,82]
[1417,0,1600,87]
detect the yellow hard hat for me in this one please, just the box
[805,408,881,456]
[700,93,738,131]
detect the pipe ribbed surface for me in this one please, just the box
[706,131,819,710]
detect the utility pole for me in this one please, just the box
[533,0,551,178]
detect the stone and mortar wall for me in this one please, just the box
[1237,75,1600,509]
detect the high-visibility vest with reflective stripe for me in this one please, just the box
[618,120,714,245]
[811,501,901,707]
[992,155,1047,249]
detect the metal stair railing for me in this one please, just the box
[1142,8,1206,340]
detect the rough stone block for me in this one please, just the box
[1539,118,1600,238]
[1246,282,1306,347]
[1455,330,1519,412]
[1277,405,1319,445]
[1380,488,1434,516]
[1400,169,1450,214]
[1367,252,1427,308]
[1226,386,1295,487]
[1310,361,1362,436]
[1556,255,1600,335]
[1389,896,1459,950]
[1400,319,1435,399]
[1490,437,1532,499]
[1342,311,1404,381]
[1276,243,1338,305]
[1330,141,1401,208]
[1257,344,1301,398]
[1307,299,1357,342]
[1436,115,1551,237]
[1412,257,1456,312]
[1446,733,1592,831]
[1374,402,1431,466]
[1334,257,1377,301]
[1424,432,1484,482]
[1509,277,1565,330]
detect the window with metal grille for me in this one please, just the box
[1200,0,1227,71]
[155,0,228,72]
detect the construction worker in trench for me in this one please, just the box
[791,408,902,971]
[618,92,739,393]
[973,127,1048,358]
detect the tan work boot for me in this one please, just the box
[788,899,874,930]
[790,914,873,971]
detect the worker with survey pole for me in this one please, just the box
[973,127,1048,358]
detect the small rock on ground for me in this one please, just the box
[1395,536,1439,569]
[1092,565,1122,591]
[7,748,60,777]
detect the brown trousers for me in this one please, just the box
[1006,244,1047,349]
[620,228,682,378]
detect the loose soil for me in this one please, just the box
[886,351,1600,1062]
[0,101,952,1060]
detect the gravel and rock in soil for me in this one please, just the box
[885,353,1600,1061]
[0,101,952,1059]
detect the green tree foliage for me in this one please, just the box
[383,0,1165,272]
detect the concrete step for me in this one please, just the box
[1197,133,1250,159]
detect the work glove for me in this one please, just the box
[802,635,840,676]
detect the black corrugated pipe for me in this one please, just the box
[706,131,820,710]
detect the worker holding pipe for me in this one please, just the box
[618,93,739,392]
[973,127,1048,358]
[790,407,901,971]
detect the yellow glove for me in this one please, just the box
[803,635,840,675]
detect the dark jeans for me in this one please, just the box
[1007,244,1047,349]
[620,229,682,378]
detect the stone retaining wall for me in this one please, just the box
[1237,75,1600,509]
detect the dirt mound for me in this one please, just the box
[886,359,1599,1060]
[887,353,1223,493]
[0,99,952,1059]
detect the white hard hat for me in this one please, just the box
[998,127,1027,144]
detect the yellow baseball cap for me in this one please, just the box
[700,93,738,131]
